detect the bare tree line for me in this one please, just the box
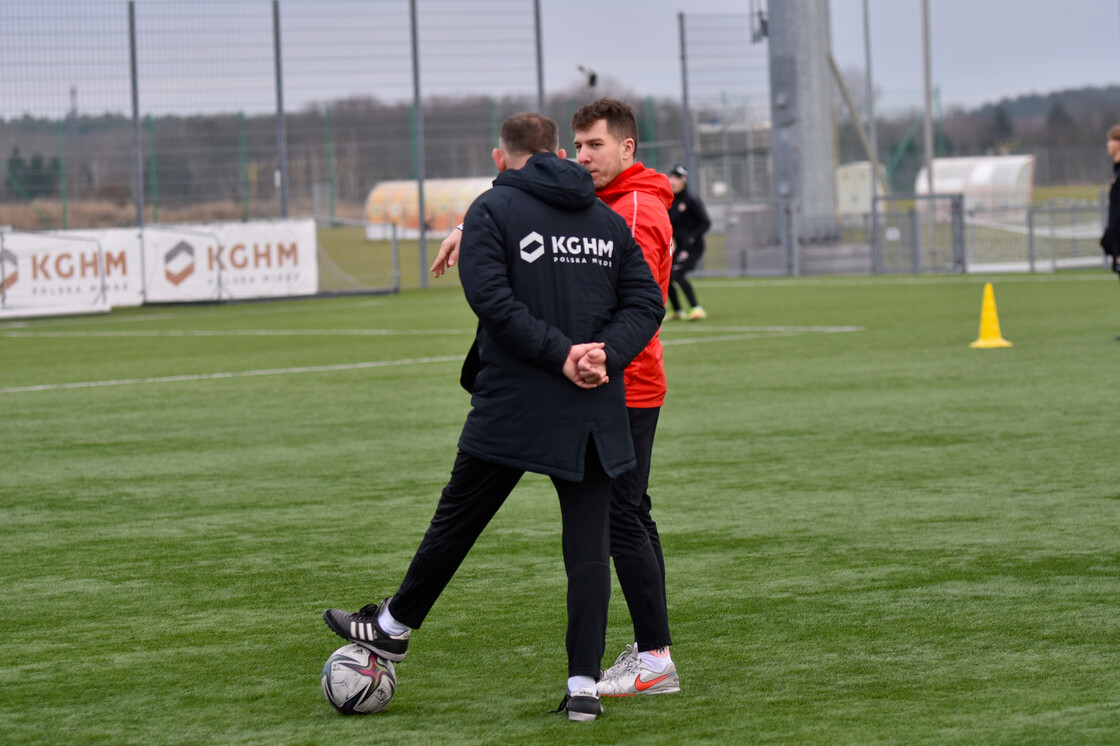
[3,83,1118,229]
[835,71,1120,192]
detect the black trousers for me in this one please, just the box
[389,445,612,679]
[668,254,701,311]
[609,406,672,651]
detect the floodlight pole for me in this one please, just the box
[409,0,429,287]
[863,0,878,185]
[678,12,695,180]
[767,0,839,246]
[128,1,144,228]
[272,0,289,217]
[863,0,881,272]
[533,0,545,113]
[921,0,935,197]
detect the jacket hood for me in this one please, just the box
[596,162,674,210]
[493,152,597,211]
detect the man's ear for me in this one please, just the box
[492,148,507,172]
[622,138,636,160]
[556,147,567,160]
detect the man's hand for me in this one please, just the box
[431,228,463,277]
[563,342,608,389]
[577,347,608,386]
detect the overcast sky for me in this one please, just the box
[4,0,1120,119]
[541,0,1120,112]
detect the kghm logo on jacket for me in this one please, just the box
[519,232,615,266]
[520,232,545,263]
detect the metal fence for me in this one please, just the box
[5,1,1120,291]
[966,198,1109,273]
[678,11,771,206]
[0,0,545,291]
[708,192,1111,278]
[678,3,1120,279]
[872,193,965,274]
[0,0,543,219]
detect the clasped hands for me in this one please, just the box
[563,343,608,389]
[433,231,608,389]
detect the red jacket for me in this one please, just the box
[596,163,673,408]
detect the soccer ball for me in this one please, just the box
[321,643,397,714]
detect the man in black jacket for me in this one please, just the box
[665,165,712,321]
[1102,125,1120,340]
[324,113,664,722]
[1102,127,1120,270]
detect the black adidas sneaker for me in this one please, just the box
[322,597,410,662]
[554,686,603,722]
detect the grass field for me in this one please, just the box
[2,272,1119,744]
[1032,184,1106,203]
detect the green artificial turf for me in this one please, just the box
[2,272,1118,744]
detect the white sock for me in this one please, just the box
[567,675,596,694]
[377,603,409,636]
[639,647,672,673]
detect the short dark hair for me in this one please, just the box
[571,98,639,149]
[1109,125,1120,142]
[500,112,559,157]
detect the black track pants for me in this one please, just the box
[609,406,672,651]
[390,445,612,679]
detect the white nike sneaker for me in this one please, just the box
[597,648,680,697]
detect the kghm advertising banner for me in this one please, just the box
[0,230,121,318]
[142,219,318,303]
[0,219,318,318]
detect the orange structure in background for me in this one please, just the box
[365,178,494,234]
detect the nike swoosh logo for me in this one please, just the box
[635,673,671,691]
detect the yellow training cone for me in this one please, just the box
[969,282,1012,348]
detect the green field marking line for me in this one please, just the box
[700,273,1115,288]
[662,324,863,346]
[0,328,474,338]
[1,325,862,394]
[0,355,464,394]
[1,325,861,339]
[0,298,394,330]
[664,324,864,333]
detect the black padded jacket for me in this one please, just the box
[456,152,664,481]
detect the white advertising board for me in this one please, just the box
[0,219,318,318]
[0,228,143,318]
[141,219,318,302]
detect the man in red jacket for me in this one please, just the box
[570,98,677,697]
[326,113,664,722]
[432,98,679,697]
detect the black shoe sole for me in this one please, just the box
[565,696,602,722]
